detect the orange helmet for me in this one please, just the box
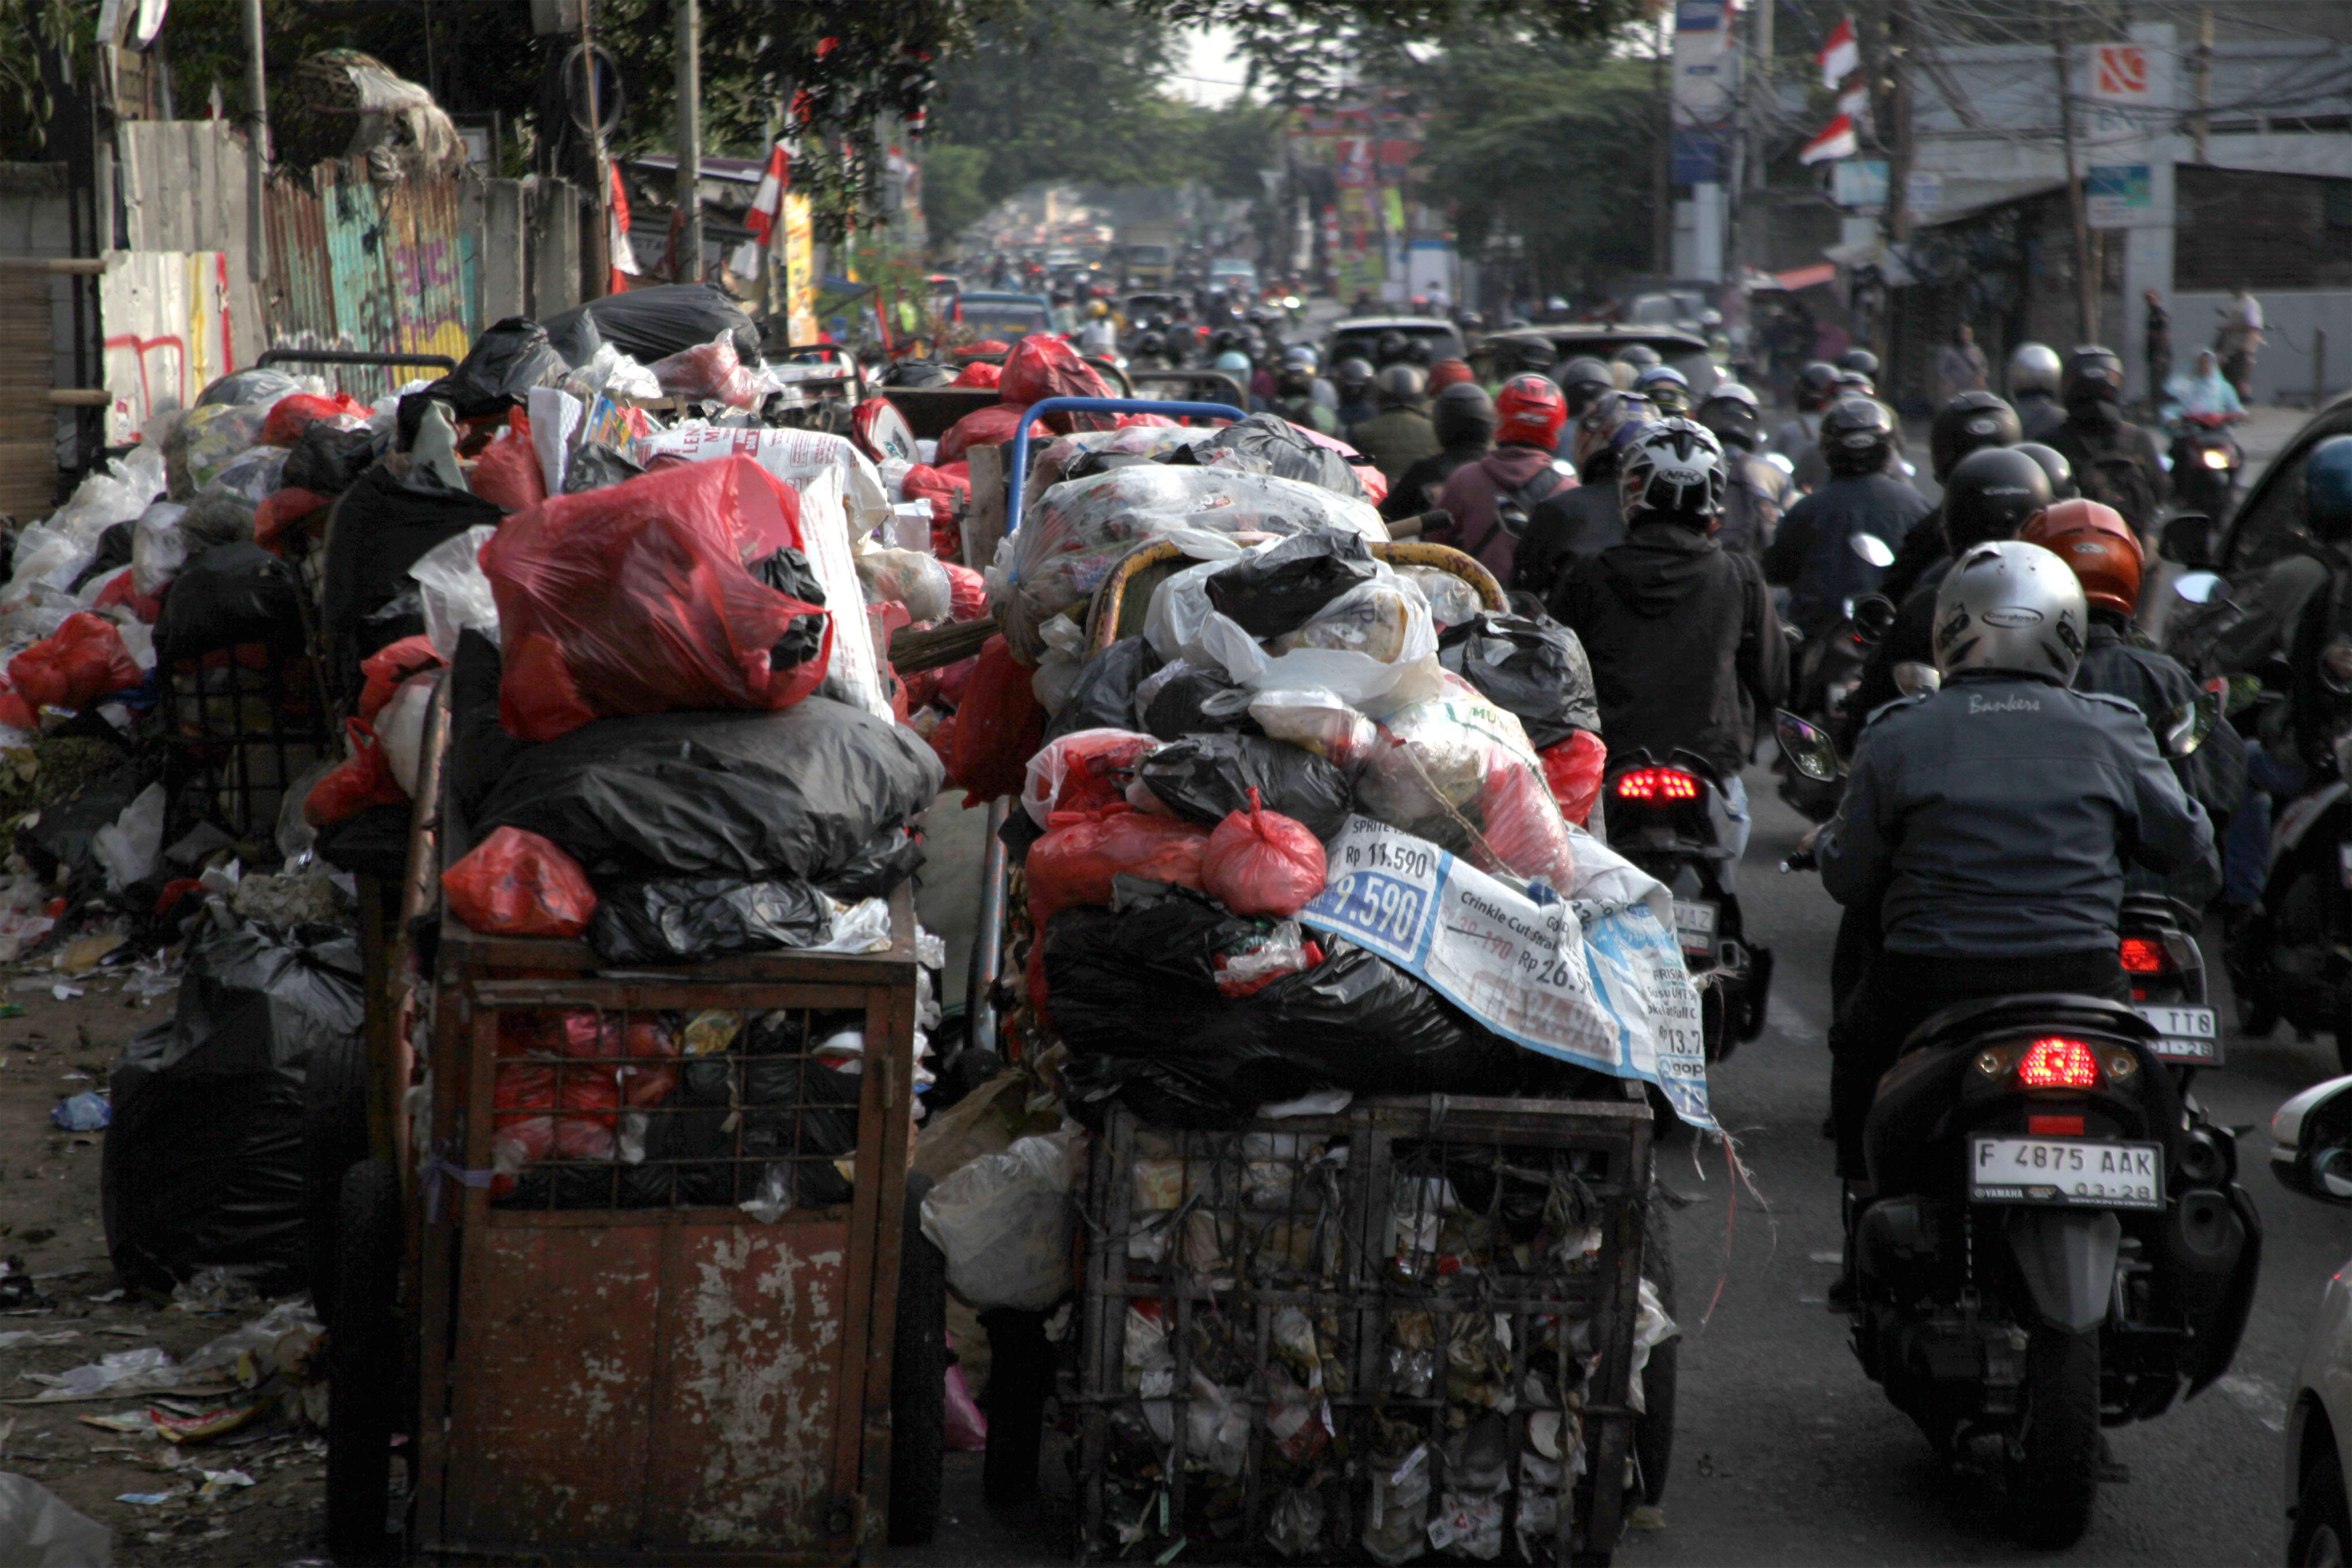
[1427,358,1475,394]
[2019,498,2143,616]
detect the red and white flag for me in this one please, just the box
[608,164,640,293]
[1799,113,1858,165]
[1818,17,1859,88]
[1837,79,1869,120]
[730,141,790,277]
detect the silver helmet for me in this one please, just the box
[2009,342,2063,398]
[1617,417,1727,524]
[1931,540,2088,682]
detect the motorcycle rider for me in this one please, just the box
[1386,382,1495,523]
[2009,341,2067,442]
[1428,358,1477,396]
[1269,359,1337,435]
[1820,540,2215,1213]
[1877,391,2025,606]
[2047,346,2167,534]
[1770,363,1843,491]
[1515,389,1657,596]
[1346,365,1442,485]
[1555,356,1617,422]
[1694,382,1793,560]
[1552,419,1788,876]
[1429,373,1577,583]
[2015,441,2078,500]
[1763,398,1931,638]
[1333,357,1378,428]
[1633,364,1693,416]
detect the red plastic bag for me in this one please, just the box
[491,1064,622,1185]
[92,571,162,623]
[1538,730,1608,828]
[481,456,833,741]
[647,335,762,408]
[1026,804,1211,925]
[0,677,34,731]
[304,718,409,827]
[951,360,1002,390]
[959,340,1011,357]
[1021,729,1160,827]
[471,420,547,511]
[253,487,331,554]
[8,613,142,711]
[259,391,366,448]
[442,826,599,938]
[357,634,443,723]
[498,1010,675,1060]
[1001,334,1112,407]
[943,562,989,622]
[937,402,1029,466]
[947,634,1046,804]
[1200,789,1327,918]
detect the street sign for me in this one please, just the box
[2087,164,2154,228]
[2090,43,2152,103]
[1832,160,1888,211]
[1905,170,1944,216]
[1673,128,1726,185]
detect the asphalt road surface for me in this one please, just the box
[909,768,2350,1568]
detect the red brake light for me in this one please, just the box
[2015,1038,2101,1089]
[1615,767,1702,804]
[2118,937,2167,975]
[2028,1113,2086,1137]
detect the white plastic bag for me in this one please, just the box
[1144,542,1440,713]
[855,546,952,623]
[377,671,441,797]
[91,784,166,892]
[631,425,893,537]
[0,1472,112,1566]
[129,502,190,596]
[410,524,500,659]
[1019,728,1160,828]
[1249,689,1382,768]
[919,1128,1083,1311]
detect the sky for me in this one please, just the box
[1168,25,1249,106]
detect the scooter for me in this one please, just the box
[1602,747,1771,1060]
[2168,411,2245,520]
[1775,573,1899,824]
[2228,741,2352,1069]
[1774,710,2259,1548]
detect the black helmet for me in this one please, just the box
[1616,344,1663,372]
[1696,382,1763,452]
[1376,363,1427,408]
[1835,368,1877,397]
[1335,357,1376,398]
[2014,441,2077,499]
[1375,330,1409,365]
[1556,356,1614,416]
[1939,447,2055,552]
[1838,348,1881,379]
[1136,330,1167,359]
[1432,382,1497,447]
[1929,391,2022,483]
[1513,338,1558,375]
[1617,417,1728,527]
[1403,337,1433,366]
[1819,397,1896,477]
[2063,345,2127,410]
[1796,361,1841,412]
[881,358,955,388]
[1276,363,1314,398]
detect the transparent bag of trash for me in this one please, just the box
[918,1128,1083,1311]
[0,1472,113,1566]
[1354,671,1578,892]
[1144,540,1438,713]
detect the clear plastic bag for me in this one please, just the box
[410,523,500,660]
[0,1471,114,1565]
[856,546,952,623]
[1397,564,1483,630]
[130,500,191,596]
[199,445,291,507]
[1355,672,1578,892]
[1247,688,1382,768]
[646,332,762,408]
[1020,728,1161,828]
[918,1128,1083,1312]
[1145,541,1439,713]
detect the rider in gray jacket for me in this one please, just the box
[1819,541,2214,1195]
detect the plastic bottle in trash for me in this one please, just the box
[51,1091,109,1132]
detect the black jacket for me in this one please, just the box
[2076,616,2244,903]
[1518,482,1626,601]
[2049,412,2169,527]
[1551,520,1788,777]
[1763,472,1932,635]
[1384,441,1488,521]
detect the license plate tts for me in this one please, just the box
[1671,900,1717,955]
[1970,1137,2163,1210]
[2134,1004,2221,1065]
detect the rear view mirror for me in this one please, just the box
[1774,709,1842,783]
[2160,512,2217,568]
[1851,593,1898,646]
[1892,661,1941,696]
[2173,571,2225,606]
[2271,1074,2352,1205]
[1850,533,1896,568]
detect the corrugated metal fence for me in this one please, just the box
[265,165,480,403]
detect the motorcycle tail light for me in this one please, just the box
[2118,937,2168,975]
[2016,1038,2101,1089]
[2028,1113,2086,1137]
[1615,767,1701,804]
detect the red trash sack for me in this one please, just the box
[1025,804,1212,926]
[942,562,989,622]
[304,718,409,827]
[951,360,1002,389]
[1021,729,1160,826]
[947,635,1046,804]
[0,677,35,731]
[1001,334,1112,407]
[253,487,331,555]
[8,613,142,711]
[481,456,833,742]
[441,825,599,939]
[470,421,547,511]
[91,571,162,623]
[1537,730,1608,828]
[259,391,367,448]
[357,634,443,724]
[1200,788,1328,918]
[936,402,1030,466]
[491,1064,622,1186]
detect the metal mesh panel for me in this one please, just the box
[162,647,332,847]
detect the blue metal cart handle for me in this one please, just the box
[1003,397,1246,533]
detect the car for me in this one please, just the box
[1207,258,1259,293]
[954,291,1054,341]
[1122,292,1186,325]
[1476,324,1721,398]
[925,273,962,300]
[2272,1076,2352,1563]
[1044,249,1082,271]
[1323,315,1467,369]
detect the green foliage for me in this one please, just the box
[0,0,87,159]
[921,142,993,242]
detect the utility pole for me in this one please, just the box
[2052,25,2096,343]
[1652,19,1672,284]
[674,0,702,283]
[581,0,611,296]
[1884,0,1914,247]
[240,0,267,288]
[2191,5,2213,164]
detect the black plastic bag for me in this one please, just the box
[69,522,134,592]
[1046,637,1166,744]
[180,493,256,554]
[400,317,566,442]
[475,698,944,885]
[818,826,925,902]
[17,762,140,884]
[282,422,380,497]
[313,802,412,882]
[754,547,828,671]
[879,358,955,389]
[541,284,761,368]
[1135,733,1352,839]
[1170,412,1366,500]
[1438,611,1600,749]
[101,921,365,1291]
[196,368,300,409]
[319,465,503,698]
[560,441,646,494]
[652,1013,860,1209]
[155,543,303,665]
[1142,666,1259,741]
[589,877,833,966]
[1205,531,1376,638]
[444,629,533,830]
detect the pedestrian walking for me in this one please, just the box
[2143,287,2172,401]
[1931,323,1989,406]
[2217,285,2264,404]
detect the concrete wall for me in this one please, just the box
[2173,289,2352,406]
[0,163,78,519]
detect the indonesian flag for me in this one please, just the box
[729,141,790,277]
[608,164,640,292]
[1838,79,1869,120]
[1818,17,1859,88]
[1800,113,1859,165]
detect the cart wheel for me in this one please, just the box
[1634,1191,1677,1506]
[891,1176,946,1546]
[327,1160,402,1566]
[304,1030,371,1328]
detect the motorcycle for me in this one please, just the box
[2168,410,2245,519]
[1774,708,2259,1546]
[1775,561,1900,824]
[1601,748,1771,1060]
[2227,745,2352,1068]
